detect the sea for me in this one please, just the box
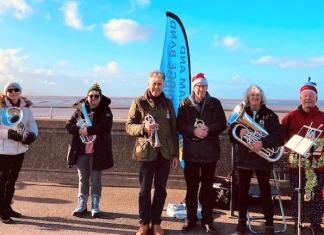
[28,96,324,120]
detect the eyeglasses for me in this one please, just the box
[195,85,208,89]
[7,88,20,93]
[250,94,261,97]
[89,94,100,99]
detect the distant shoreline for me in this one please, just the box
[27,96,323,121]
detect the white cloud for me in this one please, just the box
[251,56,324,68]
[0,48,29,70]
[60,1,95,30]
[131,0,151,7]
[42,80,55,85]
[129,0,150,12]
[102,18,154,44]
[213,35,242,51]
[34,68,53,75]
[0,0,33,19]
[93,61,121,75]
[231,74,248,84]
[58,60,68,68]
[223,36,242,51]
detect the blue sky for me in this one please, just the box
[1,0,324,100]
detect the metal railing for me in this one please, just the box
[32,106,290,120]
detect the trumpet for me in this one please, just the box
[76,103,96,144]
[1,107,29,141]
[194,118,204,127]
[228,101,284,162]
[143,114,162,148]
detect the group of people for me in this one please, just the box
[0,73,323,235]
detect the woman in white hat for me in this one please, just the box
[0,82,38,224]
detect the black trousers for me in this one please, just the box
[0,153,25,210]
[289,170,324,225]
[184,160,216,225]
[237,168,274,226]
[138,152,171,225]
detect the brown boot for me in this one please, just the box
[152,224,164,235]
[136,224,149,235]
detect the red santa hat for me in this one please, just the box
[300,77,317,96]
[191,73,208,89]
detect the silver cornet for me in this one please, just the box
[143,114,162,148]
[194,118,204,127]
[76,103,96,144]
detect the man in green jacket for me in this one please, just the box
[125,70,179,235]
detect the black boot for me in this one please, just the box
[1,214,13,224]
[265,226,275,235]
[235,219,246,235]
[5,205,21,218]
[0,204,13,224]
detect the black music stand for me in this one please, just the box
[228,143,238,218]
[284,124,323,235]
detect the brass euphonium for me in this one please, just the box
[144,114,162,148]
[76,103,96,144]
[227,101,284,162]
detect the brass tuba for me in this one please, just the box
[76,103,96,144]
[227,101,284,162]
[1,107,29,140]
[143,114,162,148]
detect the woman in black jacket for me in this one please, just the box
[228,85,284,235]
[66,83,113,218]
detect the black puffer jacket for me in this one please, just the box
[228,105,284,171]
[177,93,227,163]
[66,95,114,170]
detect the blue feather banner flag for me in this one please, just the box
[160,11,191,168]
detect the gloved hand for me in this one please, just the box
[8,129,23,142]
[21,132,37,145]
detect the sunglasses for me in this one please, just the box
[89,94,100,99]
[7,88,21,93]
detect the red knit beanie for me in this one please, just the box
[300,77,317,96]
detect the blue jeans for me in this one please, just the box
[184,160,216,225]
[138,152,171,225]
[76,154,102,195]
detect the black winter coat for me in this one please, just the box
[66,95,114,171]
[228,105,284,171]
[177,94,227,163]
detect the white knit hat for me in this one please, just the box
[3,82,22,94]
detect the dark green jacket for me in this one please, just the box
[125,92,178,161]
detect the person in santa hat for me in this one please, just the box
[282,77,324,234]
[177,73,227,234]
